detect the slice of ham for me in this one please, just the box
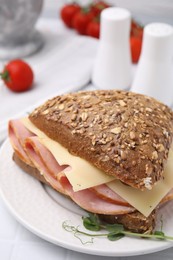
[24,136,69,195]
[91,184,130,206]
[58,173,135,215]
[92,185,173,207]
[8,120,34,165]
[24,137,135,213]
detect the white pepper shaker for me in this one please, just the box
[92,7,132,90]
[131,23,173,107]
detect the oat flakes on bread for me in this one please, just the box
[29,90,173,190]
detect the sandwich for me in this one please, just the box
[8,90,173,234]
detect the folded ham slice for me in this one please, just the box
[58,173,135,215]
[24,136,68,195]
[9,120,35,165]
[23,137,136,214]
[91,184,130,206]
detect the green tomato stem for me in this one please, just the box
[0,70,9,81]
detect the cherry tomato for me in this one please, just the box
[131,19,143,39]
[0,59,34,92]
[130,37,142,63]
[86,20,100,39]
[72,9,94,35]
[91,1,110,16]
[60,3,81,28]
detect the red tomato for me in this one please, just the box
[130,37,142,63]
[0,59,34,92]
[60,4,81,28]
[86,20,100,38]
[72,9,94,35]
[131,19,143,39]
[91,1,110,15]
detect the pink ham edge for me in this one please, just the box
[91,184,130,206]
[9,120,35,165]
[58,173,135,215]
[24,136,69,195]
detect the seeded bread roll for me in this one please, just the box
[29,90,173,190]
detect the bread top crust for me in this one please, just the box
[29,90,173,190]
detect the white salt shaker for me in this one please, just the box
[131,23,173,107]
[92,7,132,90]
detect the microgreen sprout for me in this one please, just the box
[62,213,173,244]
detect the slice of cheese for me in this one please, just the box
[108,148,173,217]
[21,117,173,217]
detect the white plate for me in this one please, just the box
[0,139,173,257]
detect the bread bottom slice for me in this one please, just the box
[13,152,156,233]
[13,153,49,185]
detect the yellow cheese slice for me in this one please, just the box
[108,148,173,217]
[21,117,173,217]
[21,117,115,191]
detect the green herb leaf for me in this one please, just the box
[82,218,99,231]
[88,213,100,225]
[107,232,125,241]
[153,231,165,238]
[82,213,101,231]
